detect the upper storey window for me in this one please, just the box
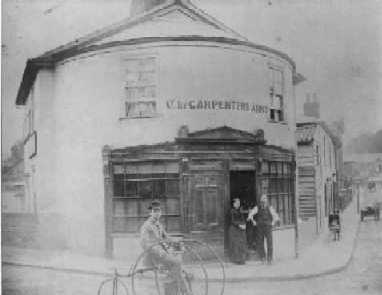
[124,57,157,118]
[269,67,285,123]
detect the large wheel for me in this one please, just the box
[130,240,225,295]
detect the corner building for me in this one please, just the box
[16,0,304,258]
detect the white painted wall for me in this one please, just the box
[24,41,297,254]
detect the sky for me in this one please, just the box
[2,0,382,157]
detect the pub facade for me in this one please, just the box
[16,0,304,258]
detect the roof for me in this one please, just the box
[296,120,342,148]
[16,0,301,106]
[176,125,266,144]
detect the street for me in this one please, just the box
[2,219,382,295]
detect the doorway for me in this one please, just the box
[230,170,256,209]
[225,170,256,254]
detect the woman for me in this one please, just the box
[228,198,248,264]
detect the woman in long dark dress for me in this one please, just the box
[228,198,248,264]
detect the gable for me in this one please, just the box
[93,7,246,46]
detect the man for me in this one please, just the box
[247,194,279,264]
[140,199,190,294]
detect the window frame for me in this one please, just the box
[122,55,159,119]
[261,161,295,226]
[268,65,285,123]
[112,168,181,233]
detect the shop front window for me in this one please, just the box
[262,161,294,226]
[112,168,181,233]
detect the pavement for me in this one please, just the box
[2,201,360,283]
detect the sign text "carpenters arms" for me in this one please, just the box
[166,99,269,113]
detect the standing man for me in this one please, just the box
[247,194,279,264]
[140,199,190,294]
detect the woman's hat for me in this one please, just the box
[148,199,161,210]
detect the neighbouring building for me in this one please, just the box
[2,142,38,247]
[344,153,382,212]
[296,118,342,248]
[16,0,304,258]
[2,148,26,213]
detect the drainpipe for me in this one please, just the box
[293,157,299,259]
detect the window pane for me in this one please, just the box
[278,110,283,122]
[140,57,156,71]
[270,109,275,120]
[284,196,290,224]
[289,192,294,223]
[113,175,124,197]
[144,86,156,98]
[138,181,153,198]
[113,201,126,216]
[126,101,157,118]
[279,196,285,225]
[139,72,155,85]
[126,72,139,85]
[166,217,181,232]
[126,181,137,197]
[270,162,277,174]
[126,59,141,72]
[126,199,139,216]
[166,180,179,197]
[277,162,283,175]
[261,161,269,174]
[153,180,166,199]
[193,190,204,225]
[206,189,218,225]
[165,199,180,215]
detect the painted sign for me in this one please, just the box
[166,99,269,114]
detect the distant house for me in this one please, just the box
[343,153,382,181]
[296,119,342,246]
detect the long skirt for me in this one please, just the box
[228,225,248,264]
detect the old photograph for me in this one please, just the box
[2,0,382,294]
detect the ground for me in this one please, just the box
[2,219,382,295]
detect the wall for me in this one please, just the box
[314,125,336,232]
[273,227,296,260]
[28,41,296,254]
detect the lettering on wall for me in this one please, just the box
[166,99,269,114]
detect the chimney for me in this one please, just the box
[303,92,320,119]
[130,0,168,17]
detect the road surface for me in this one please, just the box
[2,219,382,295]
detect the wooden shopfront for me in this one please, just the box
[102,126,296,257]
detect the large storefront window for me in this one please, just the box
[262,161,294,226]
[112,165,181,233]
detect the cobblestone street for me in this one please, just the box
[3,219,381,295]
